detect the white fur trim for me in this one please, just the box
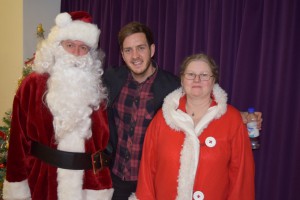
[211,83,228,119]
[57,169,84,200]
[57,169,114,200]
[128,193,138,200]
[47,12,100,49]
[162,84,228,199]
[57,132,85,199]
[83,188,114,200]
[3,179,31,199]
[177,133,200,199]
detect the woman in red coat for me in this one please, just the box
[3,11,113,200]
[131,54,255,200]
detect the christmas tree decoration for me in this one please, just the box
[36,23,45,39]
[17,55,34,87]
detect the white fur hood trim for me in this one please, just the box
[162,84,227,199]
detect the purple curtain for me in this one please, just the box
[61,0,300,199]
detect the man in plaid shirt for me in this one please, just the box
[103,22,180,199]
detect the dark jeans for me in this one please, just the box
[111,173,137,200]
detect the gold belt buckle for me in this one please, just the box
[91,150,104,174]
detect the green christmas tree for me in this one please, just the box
[0,111,11,188]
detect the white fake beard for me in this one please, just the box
[45,46,103,150]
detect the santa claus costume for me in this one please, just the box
[131,85,255,200]
[3,12,113,200]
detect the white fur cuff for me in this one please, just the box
[3,179,31,200]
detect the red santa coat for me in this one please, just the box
[133,85,255,200]
[3,73,113,200]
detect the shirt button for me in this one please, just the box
[193,191,204,200]
[205,136,216,147]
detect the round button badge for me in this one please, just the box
[193,191,204,200]
[205,136,216,147]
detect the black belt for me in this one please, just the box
[31,141,111,173]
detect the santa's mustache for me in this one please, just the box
[54,52,93,69]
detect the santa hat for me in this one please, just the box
[47,11,100,49]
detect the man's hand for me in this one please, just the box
[241,112,263,130]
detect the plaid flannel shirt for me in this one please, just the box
[112,70,157,181]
